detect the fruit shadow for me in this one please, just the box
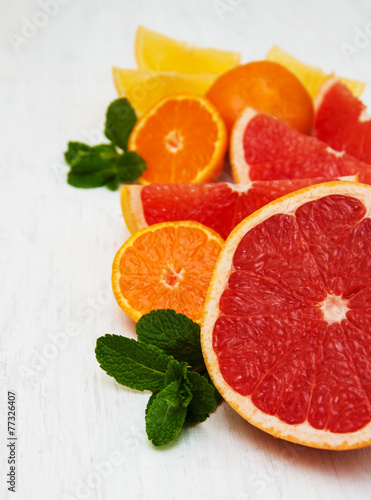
[224,404,371,478]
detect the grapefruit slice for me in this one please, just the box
[112,221,223,323]
[315,78,371,165]
[121,178,355,239]
[202,181,371,450]
[230,107,371,184]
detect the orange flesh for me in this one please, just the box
[131,99,220,183]
[117,225,221,321]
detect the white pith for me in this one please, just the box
[230,107,258,183]
[313,76,340,112]
[326,146,345,158]
[165,129,184,153]
[201,182,371,450]
[320,294,349,324]
[359,108,371,123]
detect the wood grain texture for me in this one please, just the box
[1,0,371,498]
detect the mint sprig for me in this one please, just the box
[95,309,222,447]
[65,98,146,190]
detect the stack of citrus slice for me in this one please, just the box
[111,29,371,451]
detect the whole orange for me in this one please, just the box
[206,61,314,134]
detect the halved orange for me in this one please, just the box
[202,181,371,450]
[112,221,224,323]
[128,95,227,184]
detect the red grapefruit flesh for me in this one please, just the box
[202,182,371,450]
[315,78,371,165]
[121,178,352,240]
[230,108,371,184]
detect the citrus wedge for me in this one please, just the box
[202,181,371,450]
[112,67,217,115]
[315,77,371,165]
[230,107,371,184]
[112,221,224,323]
[128,94,227,184]
[120,177,356,239]
[135,26,240,75]
[266,46,365,98]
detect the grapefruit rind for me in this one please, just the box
[201,181,371,450]
[313,76,340,113]
[120,185,145,234]
[128,94,228,185]
[112,220,224,324]
[230,107,259,183]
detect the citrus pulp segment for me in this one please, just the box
[201,181,371,450]
[128,95,227,184]
[135,26,241,75]
[112,221,224,323]
[112,67,216,115]
[121,178,356,240]
[230,107,371,184]
[315,78,371,165]
[266,46,365,98]
[206,61,314,133]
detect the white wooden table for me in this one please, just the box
[1,0,371,498]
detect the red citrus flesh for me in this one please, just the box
[213,192,371,434]
[231,108,371,184]
[315,78,371,165]
[130,179,351,239]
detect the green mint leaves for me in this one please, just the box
[65,98,146,190]
[95,309,221,447]
[104,98,137,151]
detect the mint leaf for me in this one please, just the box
[95,334,173,392]
[145,393,157,417]
[65,142,95,166]
[165,360,188,385]
[105,98,137,151]
[145,381,188,446]
[117,151,146,182]
[165,360,193,407]
[185,372,219,425]
[67,154,119,189]
[136,310,204,368]
[67,149,146,189]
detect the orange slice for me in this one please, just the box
[112,221,224,323]
[135,26,240,75]
[202,181,371,450]
[128,95,227,184]
[112,68,217,115]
